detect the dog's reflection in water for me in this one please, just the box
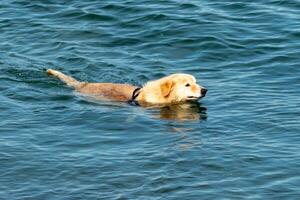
[79,94,206,121]
[150,102,207,121]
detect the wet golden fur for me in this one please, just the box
[47,69,206,105]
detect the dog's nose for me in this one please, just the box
[201,88,207,96]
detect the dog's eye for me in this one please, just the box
[185,83,190,87]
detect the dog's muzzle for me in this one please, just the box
[201,88,207,97]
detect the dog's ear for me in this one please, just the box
[161,79,174,97]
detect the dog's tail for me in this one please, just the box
[47,69,80,87]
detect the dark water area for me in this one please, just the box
[1,0,300,199]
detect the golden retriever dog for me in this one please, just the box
[47,69,207,106]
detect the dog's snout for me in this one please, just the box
[201,88,207,96]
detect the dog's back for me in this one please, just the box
[47,69,136,101]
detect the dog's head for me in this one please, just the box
[160,74,207,103]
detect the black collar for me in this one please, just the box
[128,87,141,106]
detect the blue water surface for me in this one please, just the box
[1,0,300,199]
